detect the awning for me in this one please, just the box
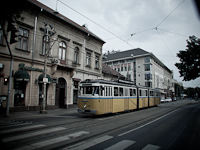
[14,70,30,81]
[38,74,52,83]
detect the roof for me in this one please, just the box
[103,48,149,62]
[102,63,125,79]
[103,48,172,73]
[28,0,105,43]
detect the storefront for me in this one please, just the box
[14,70,30,106]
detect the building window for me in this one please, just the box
[86,53,91,66]
[145,73,152,80]
[145,81,152,88]
[74,47,79,64]
[144,56,151,63]
[156,76,159,88]
[128,63,131,71]
[42,35,50,55]
[18,28,28,51]
[95,55,99,68]
[144,64,151,71]
[59,41,66,64]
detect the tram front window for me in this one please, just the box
[81,86,100,95]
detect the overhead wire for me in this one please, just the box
[58,0,134,48]
[152,0,186,62]
[155,0,186,28]
[155,29,176,61]
[156,28,188,38]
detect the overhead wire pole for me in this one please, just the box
[40,21,55,114]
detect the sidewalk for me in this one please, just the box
[1,99,199,121]
[0,107,78,121]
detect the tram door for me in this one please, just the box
[104,86,113,113]
[124,88,129,111]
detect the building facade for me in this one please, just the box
[0,0,105,111]
[103,48,173,99]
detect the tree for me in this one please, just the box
[0,0,28,23]
[175,35,200,81]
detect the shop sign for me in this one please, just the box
[19,63,44,72]
[43,78,48,83]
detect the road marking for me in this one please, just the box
[14,145,36,150]
[118,108,181,136]
[29,131,89,149]
[65,135,113,150]
[0,124,46,134]
[104,140,135,150]
[142,144,161,150]
[2,127,67,143]
[0,121,33,129]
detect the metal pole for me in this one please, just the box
[40,28,48,114]
[1,22,13,117]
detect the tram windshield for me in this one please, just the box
[80,86,100,96]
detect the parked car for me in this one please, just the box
[165,97,172,102]
[161,97,166,103]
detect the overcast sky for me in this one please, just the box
[38,0,200,88]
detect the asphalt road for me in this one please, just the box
[1,100,199,150]
[73,102,200,150]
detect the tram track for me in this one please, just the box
[1,100,195,150]
[57,101,192,149]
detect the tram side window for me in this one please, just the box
[125,88,129,96]
[119,87,124,96]
[133,89,136,96]
[130,89,133,96]
[156,91,160,97]
[100,86,103,96]
[139,89,142,96]
[82,86,99,95]
[83,87,93,94]
[105,86,111,96]
[114,87,118,96]
[145,90,148,96]
[130,89,136,96]
[150,91,154,96]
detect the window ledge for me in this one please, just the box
[85,65,91,68]
[15,48,30,53]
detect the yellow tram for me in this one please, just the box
[77,79,161,115]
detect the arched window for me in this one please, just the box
[59,42,66,64]
[74,47,79,64]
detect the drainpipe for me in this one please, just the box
[32,16,37,65]
[83,38,85,80]
[28,16,37,111]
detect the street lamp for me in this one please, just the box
[40,21,55,114]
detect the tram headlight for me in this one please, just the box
[84,104,87,108]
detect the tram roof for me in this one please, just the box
[80,79,137,87]
[81,79,160,91]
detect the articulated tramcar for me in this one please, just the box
[77,79,161,115]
